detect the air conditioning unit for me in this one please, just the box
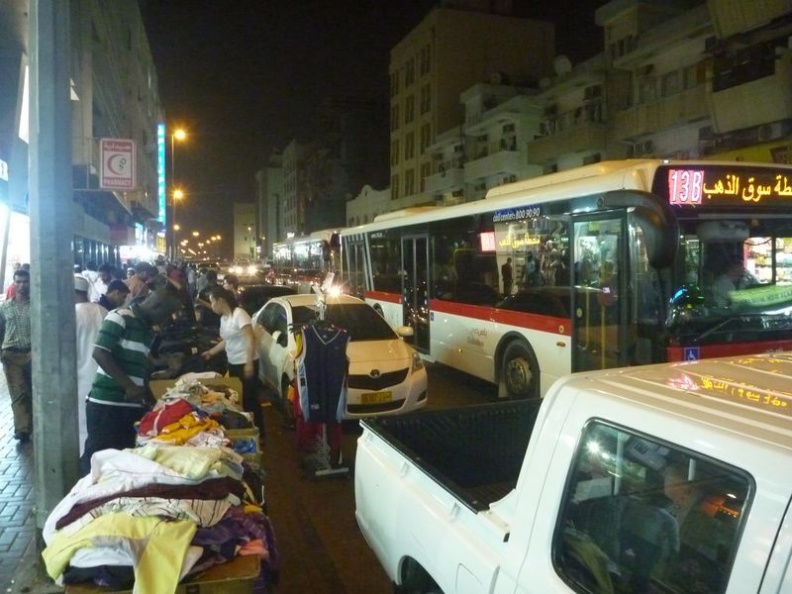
[757,122,783,142]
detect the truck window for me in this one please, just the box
[553,421,752,594]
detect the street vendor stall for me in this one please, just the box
[45,376,276,594]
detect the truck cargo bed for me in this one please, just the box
[361,400,540,512]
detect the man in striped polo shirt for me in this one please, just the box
[79,282,183,476]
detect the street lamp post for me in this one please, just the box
[169,128,187,261]
[172,188,184,261]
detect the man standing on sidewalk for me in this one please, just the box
[0,268,32,443]
[79,282,183,475]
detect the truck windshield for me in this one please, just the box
[554,421,751,593]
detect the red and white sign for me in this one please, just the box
[100,138,136,190]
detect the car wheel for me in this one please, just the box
[281,375,296,428]
[499,340,539,400]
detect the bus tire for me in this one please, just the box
[500,340,539,400]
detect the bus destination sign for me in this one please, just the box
[664,166,792,207]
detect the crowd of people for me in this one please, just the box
[1,258,265,479]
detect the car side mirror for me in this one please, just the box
[396,325,414,337]
[271,329,288,348]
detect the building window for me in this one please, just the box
[405,132,415,160]
[419,45,431,75]
[661,71,680,97]
[420,84,432,114]
[405,95,415,124]
[420,162,431,191]
[390,70,400,98]
[391,105,400,131]
[405,58,415,87]
[405,169,415,196]
[638,77,657,104]
[391,139,400,166]
[420,123,432,152]
[391,174,400,200]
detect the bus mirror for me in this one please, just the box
[601,190,679,269]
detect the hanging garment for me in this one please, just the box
[294,324,349,423]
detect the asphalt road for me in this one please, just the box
[263,362,494,594]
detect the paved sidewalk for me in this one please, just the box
[0,374,62,593]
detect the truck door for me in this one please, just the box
[571,214,631,372]
[402,235,430,353]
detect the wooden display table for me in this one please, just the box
[64,554,260,594]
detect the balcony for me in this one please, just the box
[528,119,608,164]
[612,85,709,141]
[464,149,522,182]
[708,0,792,38]
[425,166,464,195]
[709,56,792,133]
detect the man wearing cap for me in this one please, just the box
[99,279,130,311]
[74,274,108,451]
[0,268,32,442]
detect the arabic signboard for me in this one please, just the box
[654,164,792,207]
[100,138,136,190]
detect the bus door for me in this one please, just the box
[341,236,368,299]
[401,235,430,352]
[571,214,630,372]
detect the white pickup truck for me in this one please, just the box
[355,353,792,594]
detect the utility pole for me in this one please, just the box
[29,0,80,548]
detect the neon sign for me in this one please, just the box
[664,166,792,207]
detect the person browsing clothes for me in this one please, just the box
[201,286,264,439]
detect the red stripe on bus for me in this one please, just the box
[365,290,401,304]
[667,339,792,361]
[429,299,571,336]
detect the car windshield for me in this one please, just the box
[291,303,397,341]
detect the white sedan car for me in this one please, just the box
[252,294,428,420]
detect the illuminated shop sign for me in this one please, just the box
[660,166,792,206]
[157,123,166,224]
[493,206,541,222]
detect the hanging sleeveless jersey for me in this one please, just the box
[294,324,349,423]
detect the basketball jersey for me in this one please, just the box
[294,324,349,423]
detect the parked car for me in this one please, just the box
[237,283,297,316]
[252,294,428,420]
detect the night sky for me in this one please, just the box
[141,0,608,246]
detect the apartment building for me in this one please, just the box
[389,1,555,210]
[0,0,164,280]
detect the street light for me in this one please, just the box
[169,128,187,260]
[172,188,184,259]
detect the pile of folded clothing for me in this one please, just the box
[41,378,277,593]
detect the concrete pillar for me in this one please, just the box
[29,0,80,533]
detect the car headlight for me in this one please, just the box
[247,265,257,275]
[411,351,424,372]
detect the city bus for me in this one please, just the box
[340,159,792,399]
[271,229,341,292]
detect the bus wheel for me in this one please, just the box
[500,340,539,399]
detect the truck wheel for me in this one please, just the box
[395,559,443,594]
[500,340,539,399]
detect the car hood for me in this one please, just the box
[346,338,414,371]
